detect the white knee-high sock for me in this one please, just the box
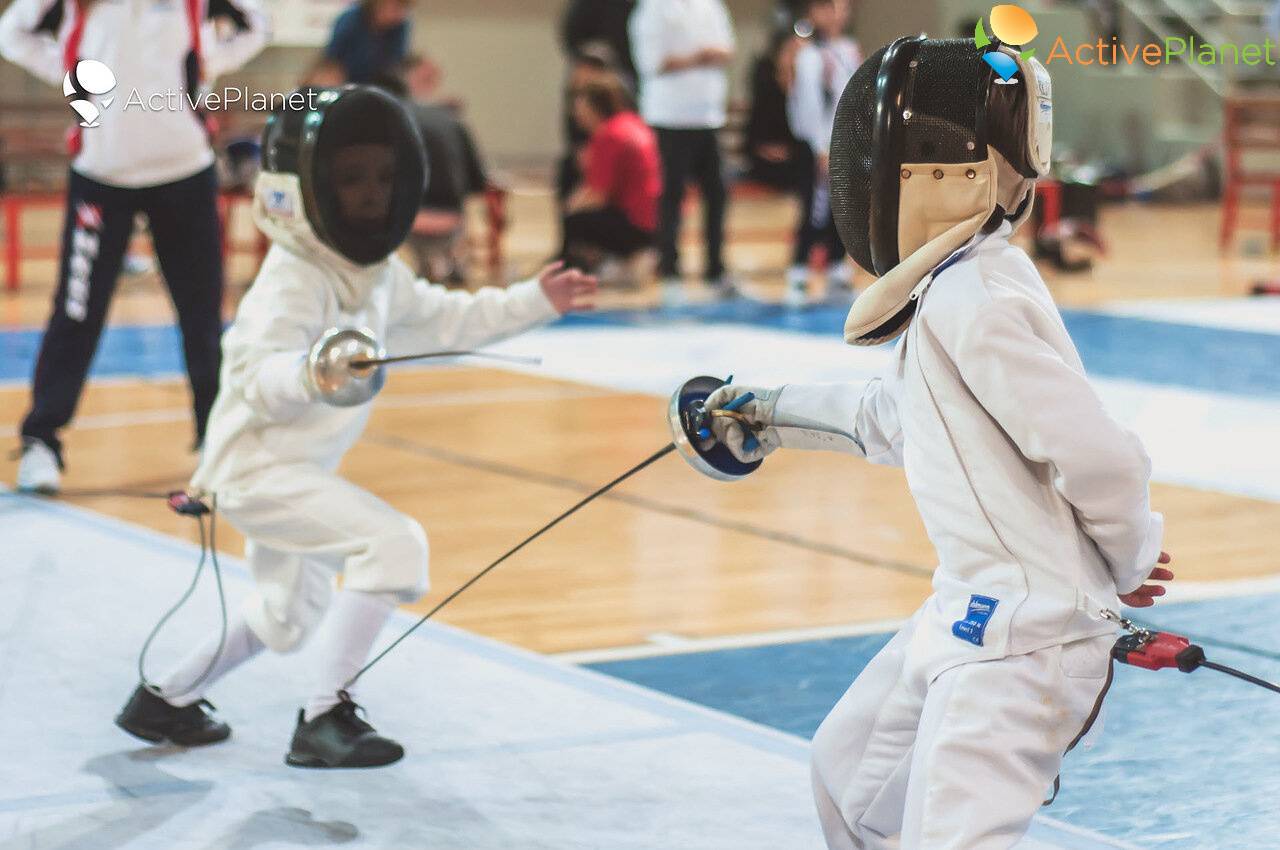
[304,589,398,722]
[155,610,266,706]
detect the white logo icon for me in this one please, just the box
[63,60,117,127]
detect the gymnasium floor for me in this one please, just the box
[2,189,1279,848]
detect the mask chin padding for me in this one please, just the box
[668,376,762,482]
[861,301,919,347]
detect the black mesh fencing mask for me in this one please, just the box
[262,86,428,266]
[830,37,994,278]
[831,36,1052,345]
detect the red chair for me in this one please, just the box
[1220,92,1280,253]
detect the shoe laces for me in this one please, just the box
[332,694,375,735]
[181,698,218,719]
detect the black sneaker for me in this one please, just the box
[115,684,231,746]
[285,695,404,769]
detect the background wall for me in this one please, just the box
[0,0,941,169]
[415,0,938,166]
[6,0,1223,174]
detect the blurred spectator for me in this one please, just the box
[562,0,637,86]
[325,0,414,84]
[1085,0,1122,44]
[375,55,489,285]
[557,44,630,228]
[630,0,736,301]
[560,77,660,274]
[0,0,268,494]
[745,27,807,192]
[785,0,859,305]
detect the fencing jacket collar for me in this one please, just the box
[252,172,387,313]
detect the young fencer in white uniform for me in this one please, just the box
[699,39,1173,848]
[115,86,597,768]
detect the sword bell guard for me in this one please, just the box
[667,375,762,482]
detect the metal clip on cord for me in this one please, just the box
[1104,608,1280,694]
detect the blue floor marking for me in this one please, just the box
[5,298,1280,398]
[587,596,1280,850]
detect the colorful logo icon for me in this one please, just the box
[63,59,116,128]
[974,4,1038,81]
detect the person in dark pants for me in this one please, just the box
[630,0,736,303]
[745,28,807,192]
[561,0,637,86]
[560,77,659,272]
[23,168,225,457]
[0,0,268,493]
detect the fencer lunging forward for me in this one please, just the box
[114,85,597,768]
[700,39,1172,848]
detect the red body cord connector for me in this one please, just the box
[1113,630,1280,693]
[1112,631,1205,672]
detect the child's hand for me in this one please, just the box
[538,261,598,315]
[1119,551,1174,608]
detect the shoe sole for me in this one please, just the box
[284,750,404,769]
[114,716,230,747]
[16,485,59,496]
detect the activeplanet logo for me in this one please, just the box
[974,4,1038,82]
[64,59,117,128]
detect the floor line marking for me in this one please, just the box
[362,430,937,581]
[556,618,909,664]
[0,384,621,438]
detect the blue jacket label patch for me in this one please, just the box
[952,595,999,646]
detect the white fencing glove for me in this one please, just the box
[701,384,784,463]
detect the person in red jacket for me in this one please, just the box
[560,76,660,273]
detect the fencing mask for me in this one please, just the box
[830,37,1052,345]
[260,85,427,266]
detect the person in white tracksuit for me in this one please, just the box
[1,0,270,493]
[699,37,1173,848]
[114,85,597,768]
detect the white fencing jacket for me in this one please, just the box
[191,175,559,497]
[0,0,269,187]
[772,223,1163,676]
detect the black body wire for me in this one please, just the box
[342,443,677,690]
[1198,660,1280,695]
[136,494,228,699]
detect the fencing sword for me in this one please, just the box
[307,327,543,407]
[349,351,543,368]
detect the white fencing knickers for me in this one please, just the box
[810,612,1114,850]
[212,463,431,653]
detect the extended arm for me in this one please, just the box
[703,372,904,466]
[386,262,595,354]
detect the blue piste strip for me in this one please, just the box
[3,298,1280,398]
